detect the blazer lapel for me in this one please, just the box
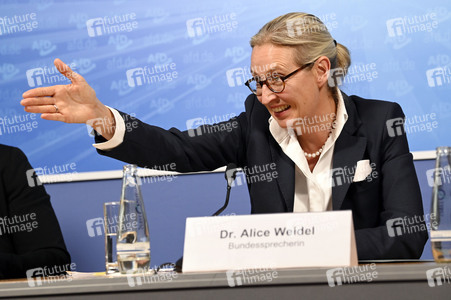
[332,93,367,210]
[268,136,295,212]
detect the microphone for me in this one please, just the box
[174,163,239,272]
[213,163,238,216]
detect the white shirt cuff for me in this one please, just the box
[92,106,126,150]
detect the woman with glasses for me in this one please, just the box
[21,12,427,260]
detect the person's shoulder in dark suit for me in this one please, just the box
[0,144,71,279]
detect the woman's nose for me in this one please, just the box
[260,84,277,105]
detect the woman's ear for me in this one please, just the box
[314,56,331,88]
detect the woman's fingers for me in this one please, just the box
[22,86,56,98]
[41,113,66,122]
[24,104,59,114]
[21,97,55,106]
[54,58,85,84]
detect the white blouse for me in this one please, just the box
[268,92,348,212]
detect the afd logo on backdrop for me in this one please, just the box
[186,13,238,38]
[225,47,250,64]
[0,63,20,81]
[73,58,96,74]
[86,13,138,37]
[426,66,451,87]
[226,67,251,87]
[386,13,438,37]
[31,40,56,56]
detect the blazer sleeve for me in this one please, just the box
[95,111,248,172]
[354,103,428,259]
[0,146,71,279]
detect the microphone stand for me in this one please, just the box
[174,164,238,272]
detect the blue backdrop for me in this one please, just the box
[0,0,450,173]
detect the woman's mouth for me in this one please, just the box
[272,105,291,113]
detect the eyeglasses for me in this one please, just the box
[245,62,314,96]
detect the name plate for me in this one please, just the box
[182,211,357,273]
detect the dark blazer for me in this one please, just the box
[97,92,428,260]
[0,145,70,279]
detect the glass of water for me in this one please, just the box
[430,146,451,262]
[104,202,120,274]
